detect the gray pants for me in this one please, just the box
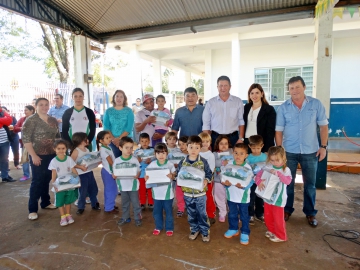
[121,191,141,221]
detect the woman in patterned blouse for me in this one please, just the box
[22,98,60,221]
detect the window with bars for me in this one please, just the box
[254,66,313,102]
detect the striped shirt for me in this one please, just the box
[0,128,8,144]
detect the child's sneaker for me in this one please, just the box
[209,218,216,225]
[86,198,91,204]
[270,235,285,242]
[188,231,199,240]
[135,220,142,227]
[249,216,255,225]
[240,233,249,245]
[224,230,240,239]
[166,231,173,237]
[265,231,274,238]
[19,176,30,181]
[153,229,161,235]
[255,216,265,223]
[60,217,68,226]
[177,211,184,218]
[219,216,225,222]
[66,215,74,224]
[74,200,78,206]
[202,234,210,242]
[117,218,131,226]
[140,204,145,210]
[148,204,154,210]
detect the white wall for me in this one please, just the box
[208,37,359,101]
[331,36,360,98]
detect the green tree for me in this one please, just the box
[191,78,204,96]
[162,68,173,93]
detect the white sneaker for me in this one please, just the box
[74,200,78,206]
[28,213,38,220]
[86,199,91,204]
[60,217,68,226]
[265,231,274,238]
[45,204,57,209]
[270,235,285,242]
[66,215,75,224]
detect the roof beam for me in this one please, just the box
[99,5,316,42]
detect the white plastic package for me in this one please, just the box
[168,151,187,165]
[255,171,280,201]
[134,148,155,160]
[145,167,171,188]
[113,162,138,178]
[54,173,81,191]
[249,162,266,175]
[150,110,171,128]
[220,164,253,186]
[77,152,101,171]
[177,166,205,190]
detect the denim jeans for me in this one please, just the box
[184,195,210,236]
[153,199,174,231]
[285,152,318,216]
[77,172,99,210]
[109,142,122,159]
[0,142,10,179]
[228,201,250,235]
[23,162,30,178]
[10,135,20,167]
[28,154,55,213]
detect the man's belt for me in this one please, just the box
[211,130,238,137]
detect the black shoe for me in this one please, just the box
[2,177,16,182]
[76,209,84,215]
[92,202,101,211]
[140,204,145,210]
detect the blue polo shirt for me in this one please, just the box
[48,104,69,132]
[172,105,204,137]
[275,96,328,154]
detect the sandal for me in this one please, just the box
[153,229,161,236]
[177,211,184,218]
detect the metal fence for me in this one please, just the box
[0,81,109,120]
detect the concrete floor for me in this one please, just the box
[0,164,359,270]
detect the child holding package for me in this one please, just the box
[97,131,119,214]
[145,143,176,236]
[175,136,188,217]
[115,137,142,227]
[165,131,178,153]
[247,135,267,225]
[213,135,233,222]
[177,136,212,242]
[152,95,173,145]
[134,133,154,210]
[48,140,78,226]
[255,146,292,242]
[71,132,101,215]
[198,132,216,225]
[222,143,253,245]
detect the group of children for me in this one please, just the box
[48,125,292,245]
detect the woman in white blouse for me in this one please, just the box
[243,83,276,152]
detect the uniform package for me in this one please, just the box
[250,162,266,175]
[54,174,81,191]
[219,152,234,165]
[167,151,187,165]
[77,152,101,171]
[145,167,171,188]
[134,148,155,160]
[114,162,138,178]
[221,165,253,186]
[177,167,205,190]
[150,110,171,128]
[255,171,280,201]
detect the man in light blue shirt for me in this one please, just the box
[48,94,69,137]
[172,87,204,138]
[202,76,245,149]
[275,76,328,228]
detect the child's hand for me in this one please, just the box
[145,175,149,181]
[203,180,208,189]
[270,169,277,175]
[235,183,243,189]
[79,165,87,172]
[258,180,266,191]
[137,156,142,163]
[145,158,151,164]
[54,187,58,192]
[222,180,231,187]
[166,173,173,180]
[112,174,116,180]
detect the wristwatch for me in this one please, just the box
[239,138,244,141]
[320,145,327,149]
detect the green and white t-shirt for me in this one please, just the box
[225,162,253,204]
[147,160,176,200]
[114,155,140,191]
[99,145,115,174]
[48,156,76,177]
[68,107,90,139]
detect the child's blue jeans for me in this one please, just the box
[184,195,210,236]
[153,199,174,231]
[78,171,99,210]
[228,200,250,235]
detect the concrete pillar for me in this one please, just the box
[313,9,333,118]
[73,36,93,109]
[152,59,162,97]
[184,72,191,89]
[204,50,213,102]
[129,45,143,104]
[231,33,241,98]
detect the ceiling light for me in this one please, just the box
[114,45,121,50]
[190,26,197,34]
